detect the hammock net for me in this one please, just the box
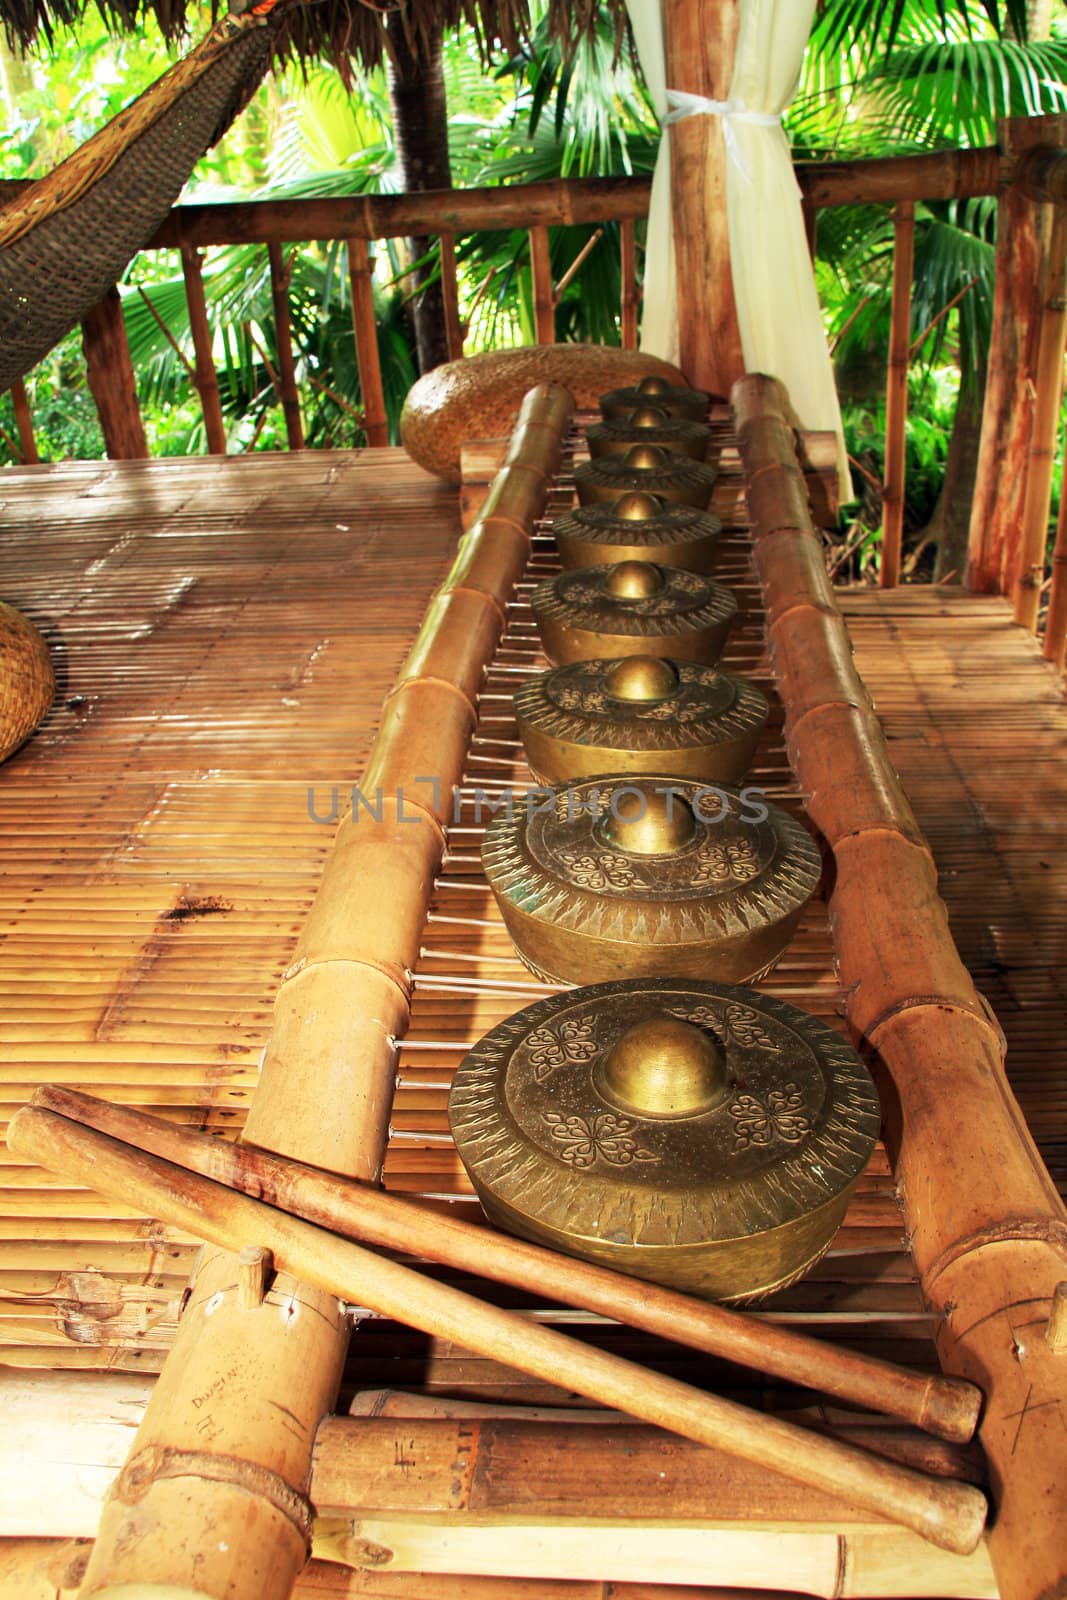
[0,8,278,394]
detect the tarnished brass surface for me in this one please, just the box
[482,777,821,987]
[515,656,769,785]
[448,978,880,1301]
[585,408,712,462]
[575,445,718,509]
[531,560,737,665]
[553,494,724,573]
[599,376,713,423]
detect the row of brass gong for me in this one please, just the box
[448,378,881,1304]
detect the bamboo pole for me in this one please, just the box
[439,233,464,361]
[10,377,38,463]
[1042,429,1067,667]
[180,244,227,455]
[620,217,638,349]
[267,241,305,450]
[80,287,148,461]
[664,0,744,394]
[56,384,572,1600]
[732,370,1067,1600]
[1011,207,1067,630]
[881,201,915,589]
[529,225,555,344]
[346,238,389,448]
[967,115,1066,592]
[29,1085,981,1445]
[7,1102,988,1559]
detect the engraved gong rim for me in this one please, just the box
[574,454,719,508]
[482,776,822,952]
[531,565,737,641]
[599,382,712,422]
[553,502,724,550]
[448,978,881,1251]
[514,660,770,758]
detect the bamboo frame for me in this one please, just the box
[967,115,1067,593]
[26,1084,982,1445]
[1043,430,1067,667]
[733,370,1067,1600]
[180,243,227,454]
[10,377,39,463]
[439,233,465,361]
[268,240,305,450]
[529,225,555,344]
[346,238,389,448]
[79,287,148,461]
[620,217,638,349]
[665,0,744,395]
[53,384,571,1599]
[881,200,915,589]
[1011,206,1067,630]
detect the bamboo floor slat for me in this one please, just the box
[0,433,1063,1436]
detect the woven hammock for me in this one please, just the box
[0,5,281,395]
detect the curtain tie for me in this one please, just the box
[664,91,781,183]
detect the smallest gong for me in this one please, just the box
[599,374,714,423]
[531,560,737,666]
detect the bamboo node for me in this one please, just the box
[345,1534,395,1569]
[1047,1282,1067,1353]
[238,1244,273,1309]
[114,1446,315,1543]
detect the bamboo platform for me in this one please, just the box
[0,435,1064,1419]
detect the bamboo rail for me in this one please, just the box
[26,1084,982,1444]
[733,370,1067,1600]
[7,1101,988,1557]
[180,244,227,454]
[665,0,744,395]
[267,241,305,451]
[1012,205,1067,630]
[47,384,571,1599]
[881,201,915,589]
[1044,435,1067,667]
[346,238,388,447]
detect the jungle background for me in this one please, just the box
[2,0,1067,581]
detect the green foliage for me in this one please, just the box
[0,330,104,460]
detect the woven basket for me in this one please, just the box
[0,602,54,762]
[0,26,272,394]
[400,345,689,484]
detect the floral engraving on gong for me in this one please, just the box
[557,849,639,891]
[667,1002,783,1055]
[554,685,607,714]
[729,1083,811,1152]
[525,1015,600,1083]
[543,1111,658,1169]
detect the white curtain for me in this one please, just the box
[625,0,851,496]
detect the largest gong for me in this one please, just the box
[448,978,881,1301]
[483,777,821,985]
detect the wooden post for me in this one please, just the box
[802,198,819,263]
[439,233,464,361]
[267,241,304,451]
[180,245,227,456]
[80,287,148,461]
[967,116,1067,593]
[881,200,916,589]
[1043,430,1067,668]
[529,224,555,344]
[1012,207,1067,631]
[664,0,743,393]
[620,217,639,349]
[10,378,38,464]
[346,238,389,447]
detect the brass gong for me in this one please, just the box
[482,776,821,986]
[447,978,880,1301]
[575,444,718,509]
[514,657,769,786]
[599,375,713,423]
[531,560,737,665]
[585,407,712,463]
[553,492,723,574]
